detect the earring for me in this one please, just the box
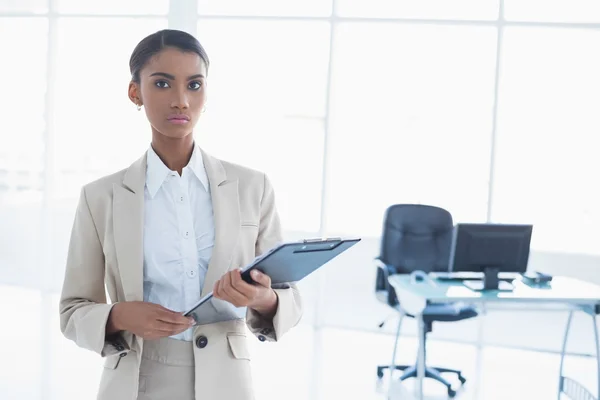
[137,104,142,111]
[202,105,207,113]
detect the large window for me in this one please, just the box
[492,27,600,255]
[55,0,168,14]
[325,23,497,236]
[0,0,47,13]
[0,18,47,201]
[336,0,499,20]
[0,287,42,399]
[196,19,331,233]
[0,18,47,286]
[504,0,600,23]
[52,18,166,199]
[197,0,332,17]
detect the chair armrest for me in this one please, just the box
[374,258,391,290]
[373,258,388,271]
[374,258,399,306]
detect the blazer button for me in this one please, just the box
[260,328,271,335]
[196,335,208,349]
[258,335,266,342]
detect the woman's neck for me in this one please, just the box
[150,133,195,176]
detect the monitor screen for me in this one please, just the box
[448,223,533,290]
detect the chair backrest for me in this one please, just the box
[379,204,454,274]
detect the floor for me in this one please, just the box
[0,285,597,400]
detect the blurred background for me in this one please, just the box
[1,0,599,399]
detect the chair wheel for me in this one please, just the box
[377,367,385,379]
[448,388,457,398]
[458,374,466,385]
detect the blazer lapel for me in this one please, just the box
[113,153,146,302]
[201,149,241,296]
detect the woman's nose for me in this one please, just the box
[171,90,189,109]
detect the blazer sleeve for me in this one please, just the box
[59,186,129,357]
[246,173,303,342]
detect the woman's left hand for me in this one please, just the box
[213,269,278,318]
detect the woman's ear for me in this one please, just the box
[128,81,142,107]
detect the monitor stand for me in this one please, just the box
[463,267,515,292]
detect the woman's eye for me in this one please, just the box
[155,80,170,88]
[189,81,202,90]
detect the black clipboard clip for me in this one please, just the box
[302,237,342,243]
[296,237,343,253]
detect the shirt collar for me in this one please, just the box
[187,144,210,192]
[145,146,171,199]
[145,143,210,198]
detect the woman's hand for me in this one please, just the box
[106,301,195,340]
[213,269,279,318]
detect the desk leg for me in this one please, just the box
[416,314,426,400]
[389,310,405,376]
[473,305,486,400]
[592,313,599,399]
[387,310,405,400]
[558,310,573,400]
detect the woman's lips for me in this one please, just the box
[167,114,190,124]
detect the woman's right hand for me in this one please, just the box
[106,301,195,340]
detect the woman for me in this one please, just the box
[59,29,302,400]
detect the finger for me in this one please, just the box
[250,269,271,288]
[231,269,258,298]
[157,318,194,335]
[153,319,191,333]
[213,279,222,299]
[149,323,186,338]
[218,278,225,298]
[154,304,193,320]
[153,320,187,334]
[156,309,195,326]
[222,272,248,305]
[156,313,194,325]
[228,269,256,299]
[222,272,250,306]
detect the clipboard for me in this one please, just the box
[183,237,361,324]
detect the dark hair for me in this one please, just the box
[129,29,210,83]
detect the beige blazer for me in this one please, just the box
[59,148,303,400]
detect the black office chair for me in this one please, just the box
[374,204,478,398]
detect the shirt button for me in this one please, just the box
[184,231,189,238]
[180,196,184,202]
[187,270,196,278]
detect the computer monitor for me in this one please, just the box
[448,223,533,291]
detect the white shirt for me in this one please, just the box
[143,144,215,341]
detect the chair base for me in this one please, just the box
[377,364,466,398]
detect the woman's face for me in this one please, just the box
[129,47,207,140]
